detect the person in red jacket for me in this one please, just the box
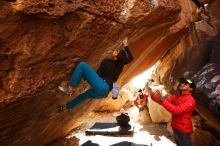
[146,78,196,146]
[134,89,147,110]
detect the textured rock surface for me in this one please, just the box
[0,0,219,146]
[47,136,79,146]
[0,1,181,145]
[155,0,220,135]
[191,115,220,146]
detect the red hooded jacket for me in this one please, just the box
[151,92,196,133]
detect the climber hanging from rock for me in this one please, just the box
[58,37,134,112]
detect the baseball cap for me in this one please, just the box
[179,78,196,90]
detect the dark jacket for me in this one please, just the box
[97,46,133,89]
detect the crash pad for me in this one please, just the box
[85,122,135,136]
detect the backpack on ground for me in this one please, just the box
[116,113,130,126]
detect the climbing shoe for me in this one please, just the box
[58,85,68,92]
[58,85,73,96]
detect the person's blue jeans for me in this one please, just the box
[66,62,110,109]
[173,129,192,146]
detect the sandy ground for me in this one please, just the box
[62,106,176,146]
